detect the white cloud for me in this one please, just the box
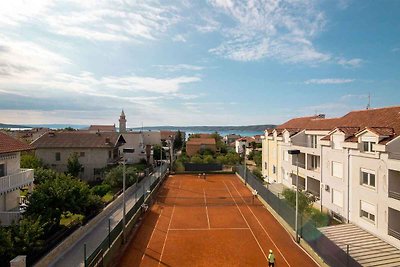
[195,16,220,33]
[337,57,363,67]
[207,0,330,63]
[154,64,205,72]
[305,78,355,84]
[0,1,181,42]
[172,34,187,42]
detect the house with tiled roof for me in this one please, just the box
[0,132,34,225]
[31,131,125,181]
[186,137,216,157]
[261,106,400,249]
[87,125,116,133]
[235,136,255,155]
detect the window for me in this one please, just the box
[310,135,317,148]
[108,151,112,159]
[332,162,343,178]
[0,164,5,177]
[264,162,268,170]
[80,152,85,157]
[283,151,289,161]
[360,201,376,223]
[361,169,376,188]
[310,155,320,170]
[273,165,276,174]
[362,141,375,152]
[55,152,61,161]
[332,189,343,208]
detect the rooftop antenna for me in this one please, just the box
[366,93,371,110]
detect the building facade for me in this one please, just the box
[0,132,34,226]
[32,132,125,181]
[261,106,400,249]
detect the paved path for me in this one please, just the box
[49,164,168,267]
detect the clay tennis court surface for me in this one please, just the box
[118,174,319,267]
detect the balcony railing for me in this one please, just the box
[388,228,400,241]
[0,211,21,226]
[0,169,34,194]
[389,190,400,201]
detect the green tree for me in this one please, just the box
[153,144,167,161]
[104,165,138,189]
[225,151,241,165]
[203,155,215,164]
[67,153,83,177]
[0,227,13,265]
[216,155,227,165]
[282,189,312,215]
[252,168,263,181]
[64,127,76,131]
[20,154,43,169]
[27,174,101,228]
[33,167,58,184]
[10,217,44,256]
[191,154,203,164]
[173,130,183,150]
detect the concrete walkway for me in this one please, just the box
[48,164,167,267]
[319,223,400,267]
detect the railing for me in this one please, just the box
[0,211,21,226]
[0,169,34,194]
[388,190,400,201]
[85,163,169,267]
[388,228,400,241]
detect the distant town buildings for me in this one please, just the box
[0,132,34,225]
[223,134,241,145]
[261,106,400,249]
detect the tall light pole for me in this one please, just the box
[288,149,300,243]
[121,148,134,244]
[243,144,247,185]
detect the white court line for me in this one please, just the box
[230,181,291,267]
[158,180,181,266]
[141,209,164,260]
[169,227,249,231]
[204,188,211,229]
[223,181,268,261]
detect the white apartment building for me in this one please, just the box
[261,106,400,249]
[0,132,34,226]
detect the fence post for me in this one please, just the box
[84,243,87,267]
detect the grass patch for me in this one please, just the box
[102,191,115,203]
[60,212,84,227]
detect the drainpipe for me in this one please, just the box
[347,148,351,223]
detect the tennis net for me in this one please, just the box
[156,195,261,207]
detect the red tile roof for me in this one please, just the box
[88,125,116,132]
[32,132,124,148]
[0,131,33,154]
[279,106,400,144]
[186,138,216,145]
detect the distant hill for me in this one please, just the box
[0,123,30,128]
[130,125,276,133]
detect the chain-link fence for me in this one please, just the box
[236,165,361,267]
[84,163,169,267]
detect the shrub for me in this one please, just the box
[252,168,263,181]
[91,184,111,197]
[203,155,215,164]
[309,208,329,227]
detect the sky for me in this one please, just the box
[0,0,399,127]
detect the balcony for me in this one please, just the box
[0,169,34,194]
[388,170,400,201]
[0,211,21,226]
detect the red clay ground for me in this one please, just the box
[118,174,319,267]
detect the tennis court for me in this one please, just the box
[118,174,319,266]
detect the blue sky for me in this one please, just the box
[0,0,399,127]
